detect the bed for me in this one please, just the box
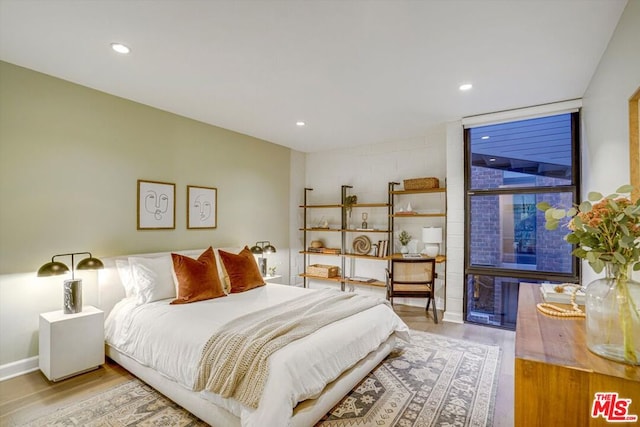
[98,247,409,427]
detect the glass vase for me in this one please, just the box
[585,264,640,365]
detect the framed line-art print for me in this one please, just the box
[187,185,217,229]
[137,179,176,230]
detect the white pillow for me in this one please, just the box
[115,259,135,298]
[129,255,176,305]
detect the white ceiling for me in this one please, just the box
[0,0,628,153]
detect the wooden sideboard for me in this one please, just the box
[515,283,640,427]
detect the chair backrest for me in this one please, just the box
[391,258,435,283]
[387,257,436,295]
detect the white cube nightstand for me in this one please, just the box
[39,305,104,381]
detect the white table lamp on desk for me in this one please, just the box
[422,227,442,258]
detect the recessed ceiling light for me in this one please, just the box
[459,83,473,91]
[296,121,306,127]
[481,136,490,140]
[111,43,131,54]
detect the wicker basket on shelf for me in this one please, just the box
[403,177,439,190]
[306,264,340,278]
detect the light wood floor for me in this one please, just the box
[0,305,515,427]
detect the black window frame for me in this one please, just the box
[463,111,581,324]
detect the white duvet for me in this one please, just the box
[105,283,410,427]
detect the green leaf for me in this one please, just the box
[587,251,597,263]
[572,248,587,259]
[634,262,640,271]
[573,248,588,259]
[579,201,592,213]
[566,233,580,244]
[588,192,603,202]
[545,209,555,221]
[619,223,630,236]
[573,216,583,228]
[616,184,633,194]
[598,255,613,264]
[583,225,599,235]
[551,209,566,220]
[566,207,578,217]
[613,251,626,264]
[545,220,559,231]
[591,258,605,273]
[536,201,551,211]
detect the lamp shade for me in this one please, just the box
[37,252,103,278]
[422,227,442,244]
[76,256,104,271]
[250,241,276,255]
[37,261,70,277]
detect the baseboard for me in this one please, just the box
[442,310,463,324]
[0,356,39,382]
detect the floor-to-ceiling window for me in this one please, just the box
[464,111,580,329]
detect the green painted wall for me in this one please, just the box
[0,61,290,274]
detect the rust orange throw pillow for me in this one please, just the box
[170,247,226,304]
[219,246,265,293]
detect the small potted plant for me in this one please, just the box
[398,230,411,254]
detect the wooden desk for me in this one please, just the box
[515,283,640,426]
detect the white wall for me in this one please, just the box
[581,0,640,283]
[289,149,307,286]
[444,121,465,323]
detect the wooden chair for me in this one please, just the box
[385,257,438,323]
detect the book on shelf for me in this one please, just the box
[347,276,376,283]
[402,253,423,259]
[306,247,341,254]
[323,248,341,254]
[539,283,585,305]
[376,240,388,257]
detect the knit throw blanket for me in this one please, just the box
[193,289,389,409]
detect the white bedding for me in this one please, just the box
[105,283,410,427]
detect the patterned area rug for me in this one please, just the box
[23,330,501,427]
[317,330,501,426]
